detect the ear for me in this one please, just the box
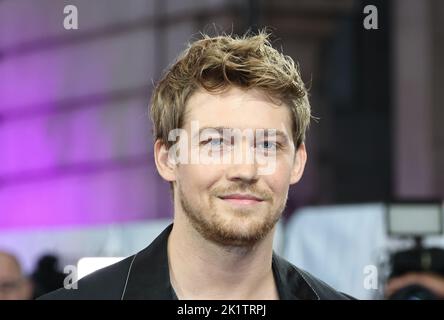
[290,143,307,185]
[154,139,176,183]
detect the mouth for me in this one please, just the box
[217,193,264,206]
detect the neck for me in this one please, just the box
[167,213,279,300]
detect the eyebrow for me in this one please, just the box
[194,126,290,144]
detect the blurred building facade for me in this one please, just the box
[0,0,443,229]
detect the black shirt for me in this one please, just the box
[39,224,353,300]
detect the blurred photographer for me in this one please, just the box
[0,251,33,300]
[384,202,444,300]
[386,272,444,299]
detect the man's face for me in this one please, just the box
[0,254,32,300]
[158,86,306,247]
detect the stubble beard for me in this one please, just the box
[178,184,287,247]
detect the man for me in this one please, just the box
[40,30,352,300]
[0,251,33,300]
[385,272,444,299]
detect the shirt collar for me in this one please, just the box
[122,224,175,299]
[122,223,318,300]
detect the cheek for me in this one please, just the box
[265,161,292,194]
[177,164,222,193]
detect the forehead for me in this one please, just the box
[0,254,21,278]
[183,87,293,133]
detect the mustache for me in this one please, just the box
[211,185,272,201]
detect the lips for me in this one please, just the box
[218,193,264,205]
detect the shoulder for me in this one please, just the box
[294,265,356,300]
[37,255,136,300]
[273,254,355,300]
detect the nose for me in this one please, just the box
[225,140,259,183]
[226,133,258,184]
[225,162,259,183]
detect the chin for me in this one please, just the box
[210,214,277,246]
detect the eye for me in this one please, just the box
[209,138,224,146]
[201,137,225,147]
[257,141,277,150]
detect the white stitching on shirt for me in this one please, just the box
[283,256,321,300]
[298,270,320,300]
[120,253,138,300]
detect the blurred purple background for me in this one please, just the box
[1,0,443,230]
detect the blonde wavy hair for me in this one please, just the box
[150,29,311,149]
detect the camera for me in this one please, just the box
[385,202,444,300]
